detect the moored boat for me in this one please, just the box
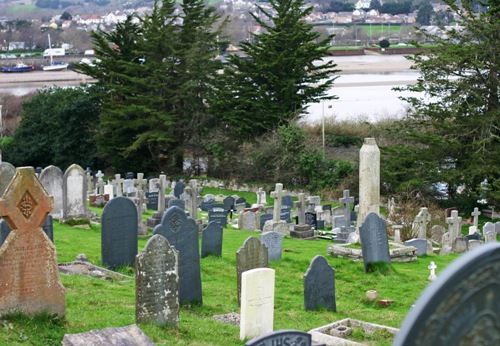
[2,62,35,73]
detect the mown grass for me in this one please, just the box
[0,190,483,345]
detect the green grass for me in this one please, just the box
[0,190,479,345]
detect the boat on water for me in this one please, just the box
[2,62,35,73]
[42,34,68,71]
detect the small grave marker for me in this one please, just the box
[304,255,336,311]
[201,222,223,258]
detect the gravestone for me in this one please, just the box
[484,230,496,243]
[471,207,481,229]
[339,189,354,231]
[259,214,273,230]
[201,222,223,258]
[0,162,15,196]
[146,191,159,210]
[238,211,259,231]
[256,188,267,205]
[200,199,216,212]
[240,268,275,340]
[260,231,283,261]
[62,325,154,346]
[236,237,269,305]
[430,225,445,244]
[0,167,65,316]
[415,207,431,239]
[270,184,283,222]
[153,206,202,305]
[149,178,159,192]
[39,165,64,217]
[468,239,482,251]
[453,237,468,253]
[104,184,114,199]
[245,330,314,346]
[280,206,292,223]
[282,195,293,208]
[112,174,124,197]
[223,196,235,212]
[62,164,89,220]
[294,193,308,225]
[208,207,228,228]
[168,199,185,210]
[133,190,148,236]
[305,212,317,229]
[136,234,179,327]
[101,197,138,269]
[304,255,336,311]
[393,243,500,346]
[483,222,495,238]
[405,239,428,257]
[446,210,462,246]
[359,212,391,272]
[358,138,380,231]
[173,181,185,198]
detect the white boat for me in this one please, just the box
[42,34,68,71]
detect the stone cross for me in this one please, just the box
[96,170,104,182]
[113,174,124,197]
[0,167,65,316]
[270,183,283,222]
[256,188,267,205]
[446,210,462,245]
[416,207,431,239]
[187,179,203,220]
[428,261,437,281]
[339,189,354,231]
[135,173,147,192]
[293,193,308,225]
[471,207,481,229]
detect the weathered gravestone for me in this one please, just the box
[238,210,259,231]
[201,221,223,258]
[208,206,228,228]
[305,212,317,229]
[153,206,202,305]
[484,229,496,243]
[260,231,283,261]
[240,268,275,341]
[173,181,185,198]
[393,242,500,346]
[136,234,179,327]
[405,238,428,257]
[304,255,336,311]
[101,197,138,269]
[0,162,15,196]
[236,237,269,305]
[483,222,495,238]
[62,324,154,346]
[359,212,391,272]
[62,164,89,220]
[245,330,316,346]
[0,167,65,316]
[430,225,445,244]
[39,165,64,217]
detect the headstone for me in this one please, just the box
[256,188,267,205]
[236,237,269,305]
[101,197,138,269]
[259,214,273,230]
[307,196,321,212]
[173,181,185,198]
[123,179,136,196]
[427,261,437,281]
[62,164,89,220]
[240,268,275,340]
[430,225,446,244]
[339,189,354,231]
[146,191,159,210]
[468,239,483,251]
[245,330,314,346]
[223,196,235,212]
[238,211,259,231]
[104,183,114,199]
[201,222,223,258]
[393,225,402,243]
[415,207,431,239]
[305,212,317,229]
[62,325,154,346]
[280,206,292,223]
[39,165,63,217]
[200,199,216,212]
[133,190,148,236]
[153,206,202,305]
[149,178,159,192]
[136,234,179,326]
[113,174,124,197]
[471,207,481,229]
[0,167,65,316]
[484,229,496,243]
[446,210,462,246]
[358,138,380,231]
[405,239,428,257]
[270,184,283,222]
[0,162,15,196]
[290,224,314,239]
[281,195,293,208]
[294,193,308,225]
[393,243,500,346]
[359,213,391,272]
[208,206,228,228]
[260,231,283,261]
[134,173,147,192]
[304,255,336,311]
[483,222,495,238]
[453,237,468,253]
[168,199,185,210]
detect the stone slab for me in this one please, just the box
[62,324,154,346]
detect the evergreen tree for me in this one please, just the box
[386,0,500,206]
[211,0,339,140]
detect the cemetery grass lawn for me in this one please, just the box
[1,218,462,345]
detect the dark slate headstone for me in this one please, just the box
[245,330,315,346]
[322,204,332,211]
[235,197,246,205]
[1,216,54,246]
[153,206,202,305]
[145,191,159,210]
[465,232,482,241]
[236,237,268,305]
[201,222,223,258]
[280,206,292,223]
[359,212,391,272]
[200,199,216,212]
[173,181,185,199]
[305,212,317,229]
[260,231,283,261]
[208,207,228,228]
[316,220,325,230]
[259,214,273,230]
[350,211,357,222]
[405,238,428,257]
[304,255,336,311]
[223,196,235,211]
[394,243,500,346]
[282,195,293,208]
[101,197,138,269]
[136,234,179,327]
[125,172,134,179]
[168,199,185,210]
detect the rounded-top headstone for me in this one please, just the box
[0,161,15,196]
[393,243,500,346]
